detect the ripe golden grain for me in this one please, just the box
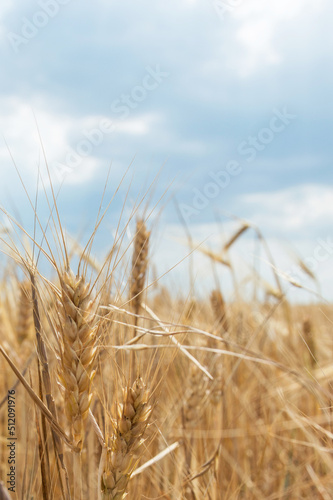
[210,289,229,333]
[16,281,33,345]
[55,268,99,450]
[129,219,150,318]
[101,377,151,499]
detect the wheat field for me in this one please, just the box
[0,179,332,500]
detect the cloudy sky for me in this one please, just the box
[0,0,332,301]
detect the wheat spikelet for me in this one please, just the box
[295,255,317,282]
[183,366,208,427]
[210,289,229,333]
[222,223,249,252]
[303,318,316,369]
[101,377,151,499]
[16,280,33,345]
[129,220,150,316]
[55,268,98,450]
[191,244,230,267]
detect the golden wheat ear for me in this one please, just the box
[55,267,99,451]
[303,318,317,369]
[16,280,33,345]
[210,289,229,333]
[129,219,150,319]
[101,377,152,499]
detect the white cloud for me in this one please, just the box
[0,99,103,190]
[0,97,75,189]
[0,99,163,190]
[235,18,281,76]
[79,113,158,137]
[228,0,329,76]
[116,114,157,135]
[241,184,333,232]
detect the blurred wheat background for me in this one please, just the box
[0,191,333,498]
